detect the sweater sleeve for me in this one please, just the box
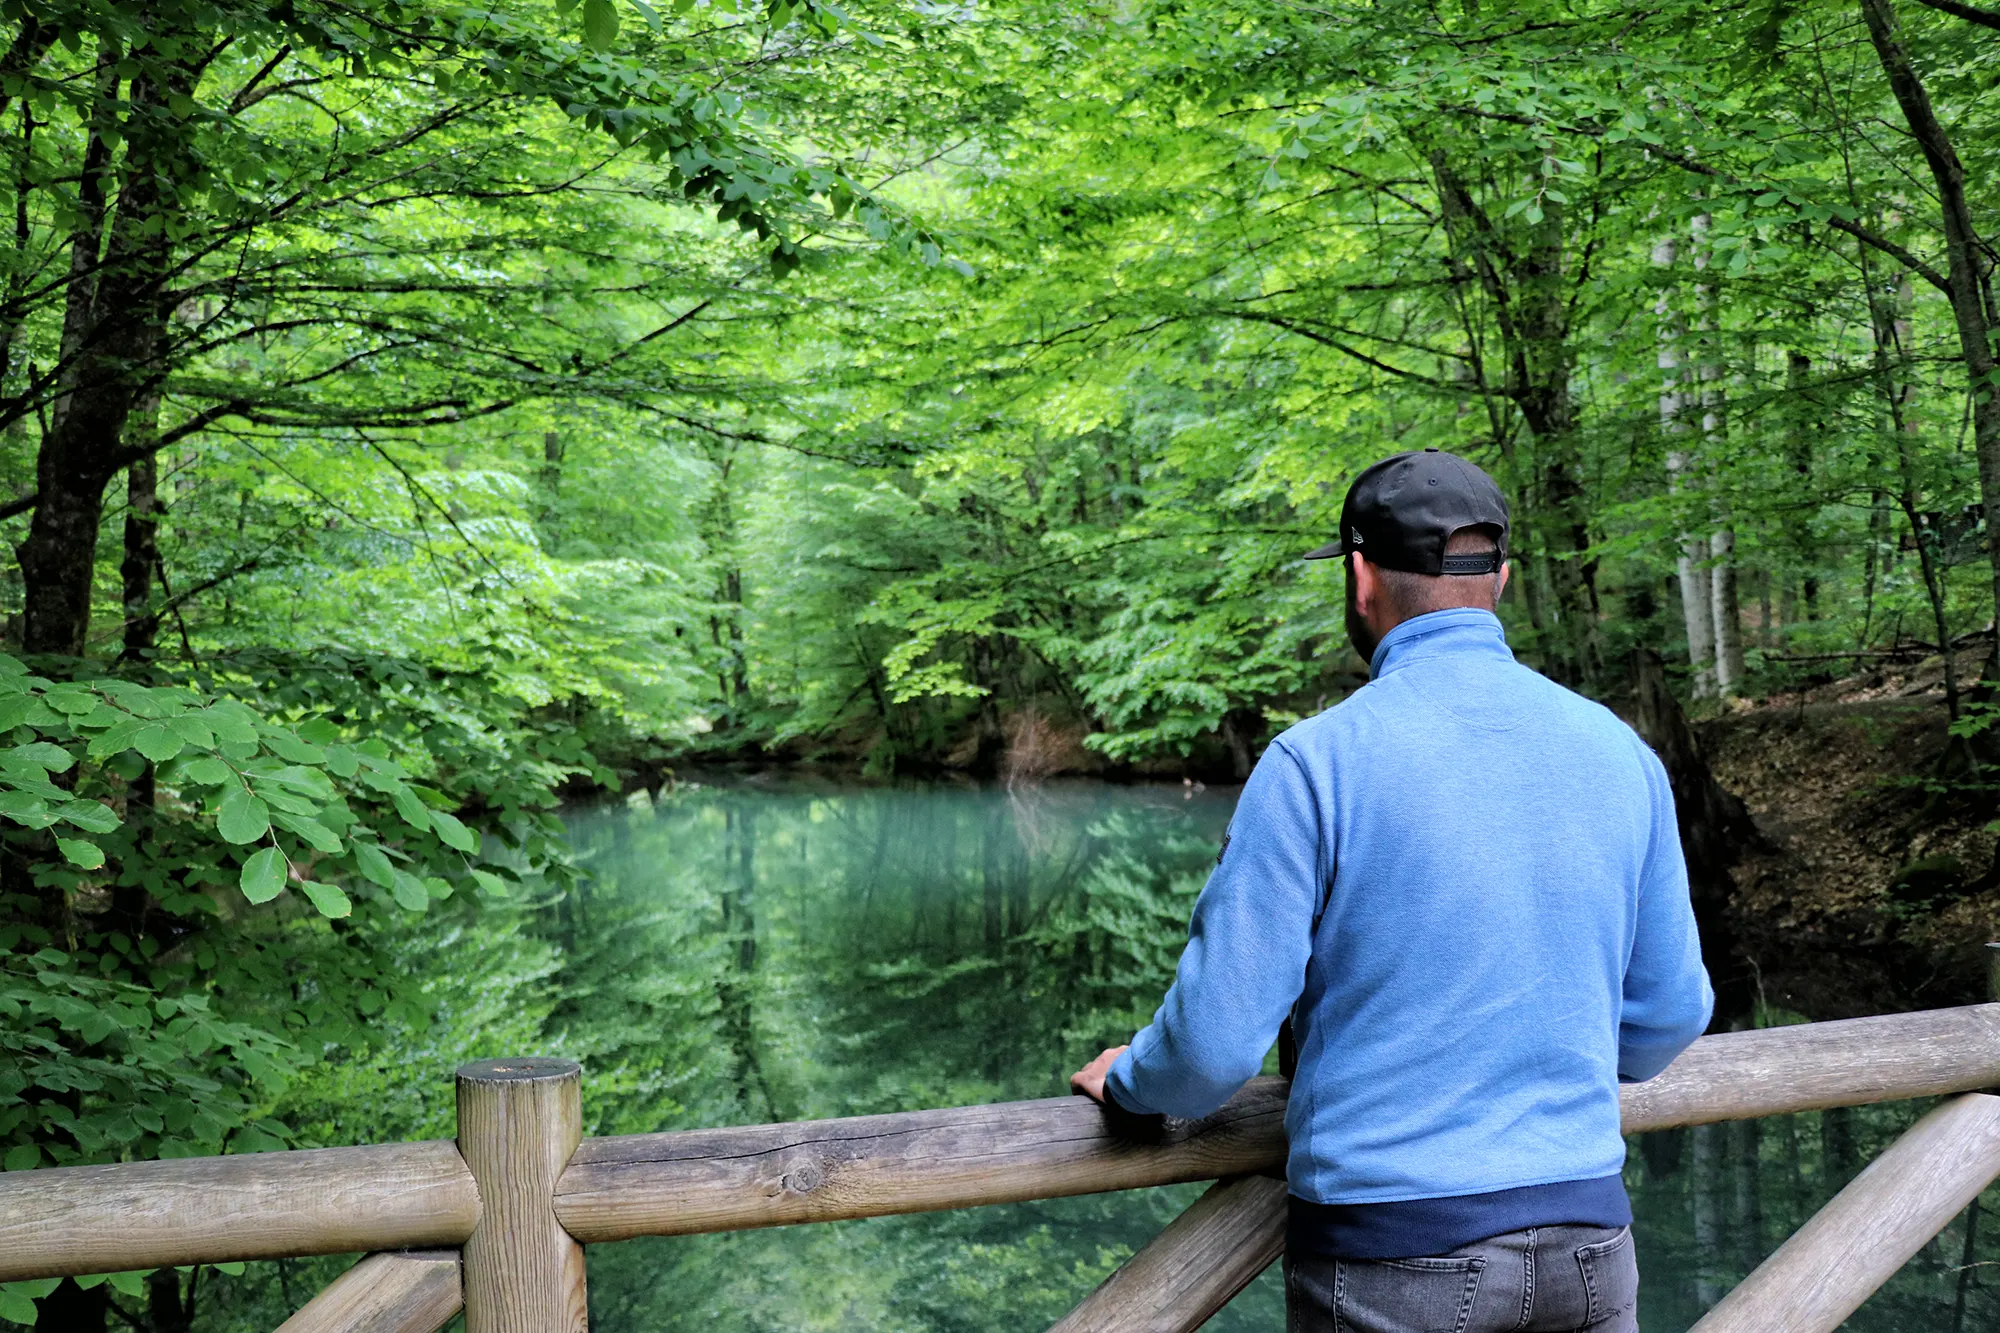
[1104,740,1323,1118]
[1617,744,1715,1083]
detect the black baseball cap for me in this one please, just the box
[1303,448,1510,574]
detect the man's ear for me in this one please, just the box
[1349,551,1377,613]
[1497,560,1512,602]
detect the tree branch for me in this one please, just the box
[1910,0,2000,27]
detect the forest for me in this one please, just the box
[1,0,1999,1328]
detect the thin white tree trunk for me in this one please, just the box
[1657,233,1716,695]
[1693,215,1744,696]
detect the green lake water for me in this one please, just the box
[203,776,1998,1331]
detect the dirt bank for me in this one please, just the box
[1701,649,2000,1019]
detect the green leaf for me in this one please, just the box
[5,742,72,772]
[105,1272,147,1298]
[262,765,336,799]
[265,732,326,765]
[55,800,119,834]
[391,871,430,912]
[128,720,185,764]
[389,784,431,831]
[87,718,146,759]
[240,847,286,904]
[470,868,511,898]
[2,1144,39,1171]
[297,718,341,745]
[0,1288,42,1325]
[166,715,213,750]
[180,756,234,786]
[297,881,351,919]
[429,810,478,853]
[202,703,259,746]
[131,724,186,764]
[353,841,397,889]
[56,837,103,869]
[271,810,342,854]
[43,687,97,715]
[0,791,52,828]
[582,0,619,49]
[217,790,270,845]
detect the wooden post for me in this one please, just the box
[457,1058,589,1333]
[274,1251,462,1333]
[1689,1093,2000,1333]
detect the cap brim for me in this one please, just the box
[1302,541,1346,560]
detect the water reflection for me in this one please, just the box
[562,777,1997,1333]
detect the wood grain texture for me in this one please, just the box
[275,1251,462,1333]
[0,1141,477,1282]
[458,1058,588,1333]
[554,1078,1292,1243]
[1620,1003,2000,1132]
[1690,1093,2000,1333]
[1047,1175,1288,1333]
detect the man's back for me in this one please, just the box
[1280,607,1708,1203]
[1103,608,1711,1224]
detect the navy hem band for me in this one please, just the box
[1286,1174,1632,1260]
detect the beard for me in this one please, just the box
[1345,568,1380,667]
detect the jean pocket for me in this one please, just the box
[1575,1227,1638,1325]
[1334,1255,1485,1333]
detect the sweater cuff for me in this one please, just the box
[1104,1047,1149,1114]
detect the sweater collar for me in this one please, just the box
[1369,607,1513,678]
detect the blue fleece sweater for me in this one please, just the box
[1105,608,1713,1208]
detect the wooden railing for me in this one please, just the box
[4,1005,2000,1333]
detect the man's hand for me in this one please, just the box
[1070,1045,1130,1104]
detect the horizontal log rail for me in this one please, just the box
[0,1140,477,1282]
[553,1076,1289,1242]
[556,1001,2000,1243]
[0,1002,1994,1328]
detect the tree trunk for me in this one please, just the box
[1657,234,1717,694]
[1431,152,1597,685]
[17,68,181,657]
[1711,528,1744,695]
[537,429,564,528]
[1859,0,2000,679]
[1864,246,1962,715]
[118,395,160,663]
[1784,347,1820,620]
[1692,214,1745,696]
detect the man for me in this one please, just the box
[1071,448,1712,1333]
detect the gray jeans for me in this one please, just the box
[1283,1224,1639,1333]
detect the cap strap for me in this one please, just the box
[1440,553,1503,575]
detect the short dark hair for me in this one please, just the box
[1371,525,1505,618]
